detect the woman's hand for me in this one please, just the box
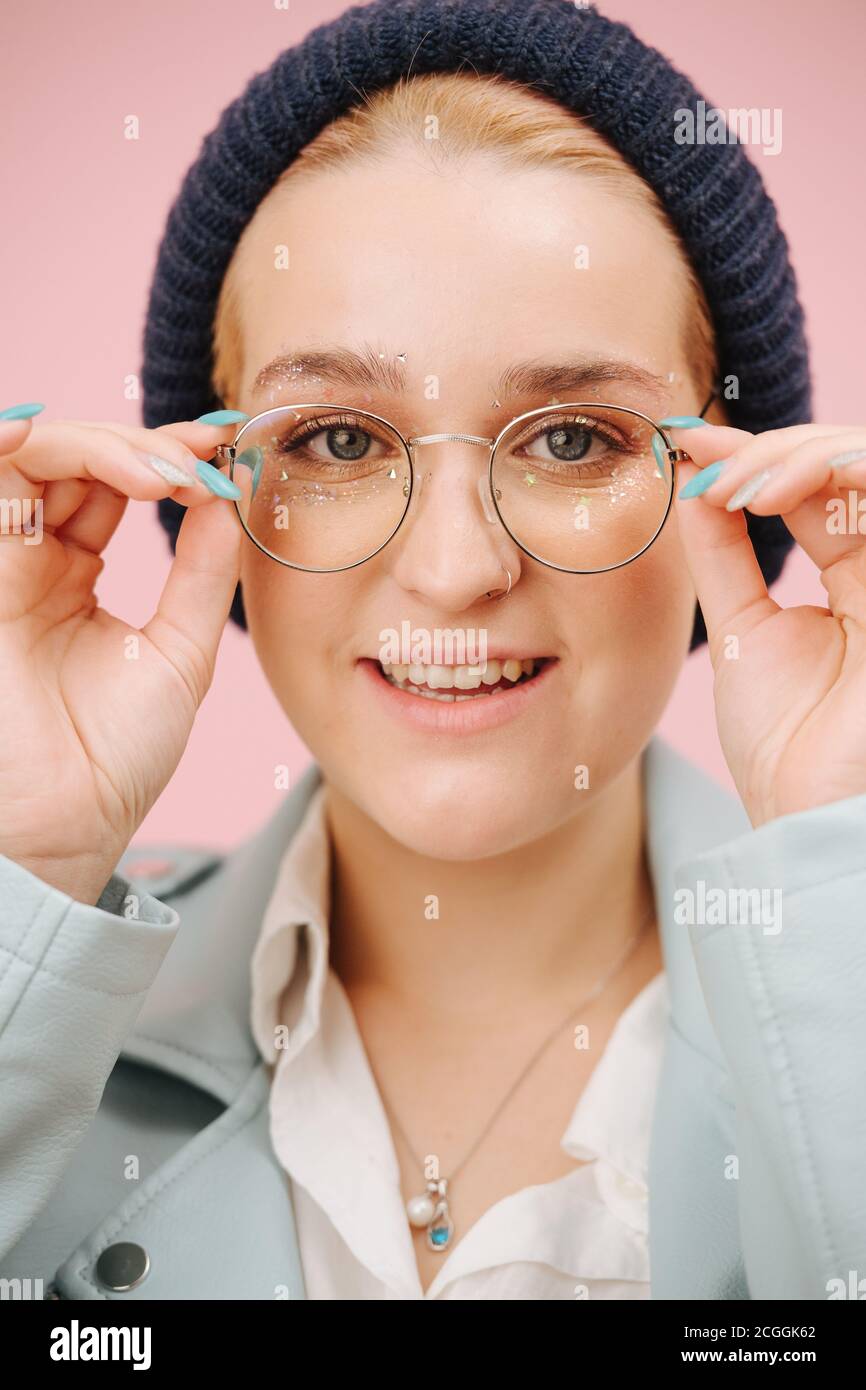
[670,420,866,828]
[0,410,243,903]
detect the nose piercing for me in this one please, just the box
[487,567,512,600]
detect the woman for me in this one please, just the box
[1,0,864,1302]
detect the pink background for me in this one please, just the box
[3,0,864,848]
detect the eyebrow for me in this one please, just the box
[250,345,669,403]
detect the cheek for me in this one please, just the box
[240,552,328,709]
[605,521,696,678]
[565,524,695,732]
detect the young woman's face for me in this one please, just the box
[230,151,704,858]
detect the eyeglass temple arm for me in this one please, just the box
[698,385,718,418]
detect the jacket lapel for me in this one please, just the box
[642,736,750,1071]
[642,737,751,1298]
[54,1064,308,1300]
[119,762,324,1105]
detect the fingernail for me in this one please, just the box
[195,458,242,499]
[678,459,727,499]
[829,449,866,469]
[0,402,45,421]
[658,415,707,429]
[195,409,249,425]
[236,445,264,497]
[725,467,774,512]
[137,452,197,487]
[651,433,667,478]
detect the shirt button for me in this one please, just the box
[95,1242,150,1292]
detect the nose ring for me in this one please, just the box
[487,567,512,601]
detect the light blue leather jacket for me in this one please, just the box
[1,737,864,1300]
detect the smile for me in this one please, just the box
[358,654,557,735]
[378,657,545,701]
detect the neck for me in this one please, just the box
[325,753,657,1021]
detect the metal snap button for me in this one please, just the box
[95,1242,150,1292]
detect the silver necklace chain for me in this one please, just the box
[367,906,655,1251]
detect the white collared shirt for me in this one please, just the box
[249,784,669,1300]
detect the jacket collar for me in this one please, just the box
[121,737,749,1105]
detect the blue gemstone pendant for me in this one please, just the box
[425,1180,454,1253]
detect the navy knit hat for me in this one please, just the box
[143,0,811,648]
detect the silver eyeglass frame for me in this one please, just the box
[213,399,700,576]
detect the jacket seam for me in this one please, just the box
[0,886,70,992]
[0,942,154,1000]
[128,1031,249,1086]
[0,897,86,1040]
[683,859,866,909]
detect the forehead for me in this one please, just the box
[233,155,692,394]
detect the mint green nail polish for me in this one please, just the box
[0,402,45,421]
[652,433,667,478]
[725,467,774,512]
[196,409,249,425]
[195,458,241,499]
[679,459,727,499]
[236,445,264,497]
[658,415,707,429]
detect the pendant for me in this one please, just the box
[406,1178,454,1252]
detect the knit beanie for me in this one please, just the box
[142,0,811,649]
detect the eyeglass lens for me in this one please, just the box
[229,404,673,573]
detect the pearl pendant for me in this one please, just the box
[407,1178,454,1252]
[406,1193,436,1227]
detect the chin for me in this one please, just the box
[349,767,567,862]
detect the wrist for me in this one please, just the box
[7,850,125,907]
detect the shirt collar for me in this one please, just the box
[249,781,332,1069]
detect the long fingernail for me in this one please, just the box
[829,449,866,469]
[651,433,667,478]
[196,409,249,425]
[137,452,197,487]
[725,467,774,511]
[195,458,242,499]
[236,445,264,497]
[0,402,45,421]
[678,459,727,499]
[658,415,707,429]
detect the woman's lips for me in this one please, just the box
[357,656,557,735]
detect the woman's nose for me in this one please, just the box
[387,445,521,610]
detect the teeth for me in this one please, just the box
[379,656,539,696]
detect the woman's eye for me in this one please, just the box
[308,425,378,462]
[525,425,596,463]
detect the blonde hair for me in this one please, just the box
[212,71,717,405]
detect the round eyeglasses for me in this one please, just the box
[213,401,698,575]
